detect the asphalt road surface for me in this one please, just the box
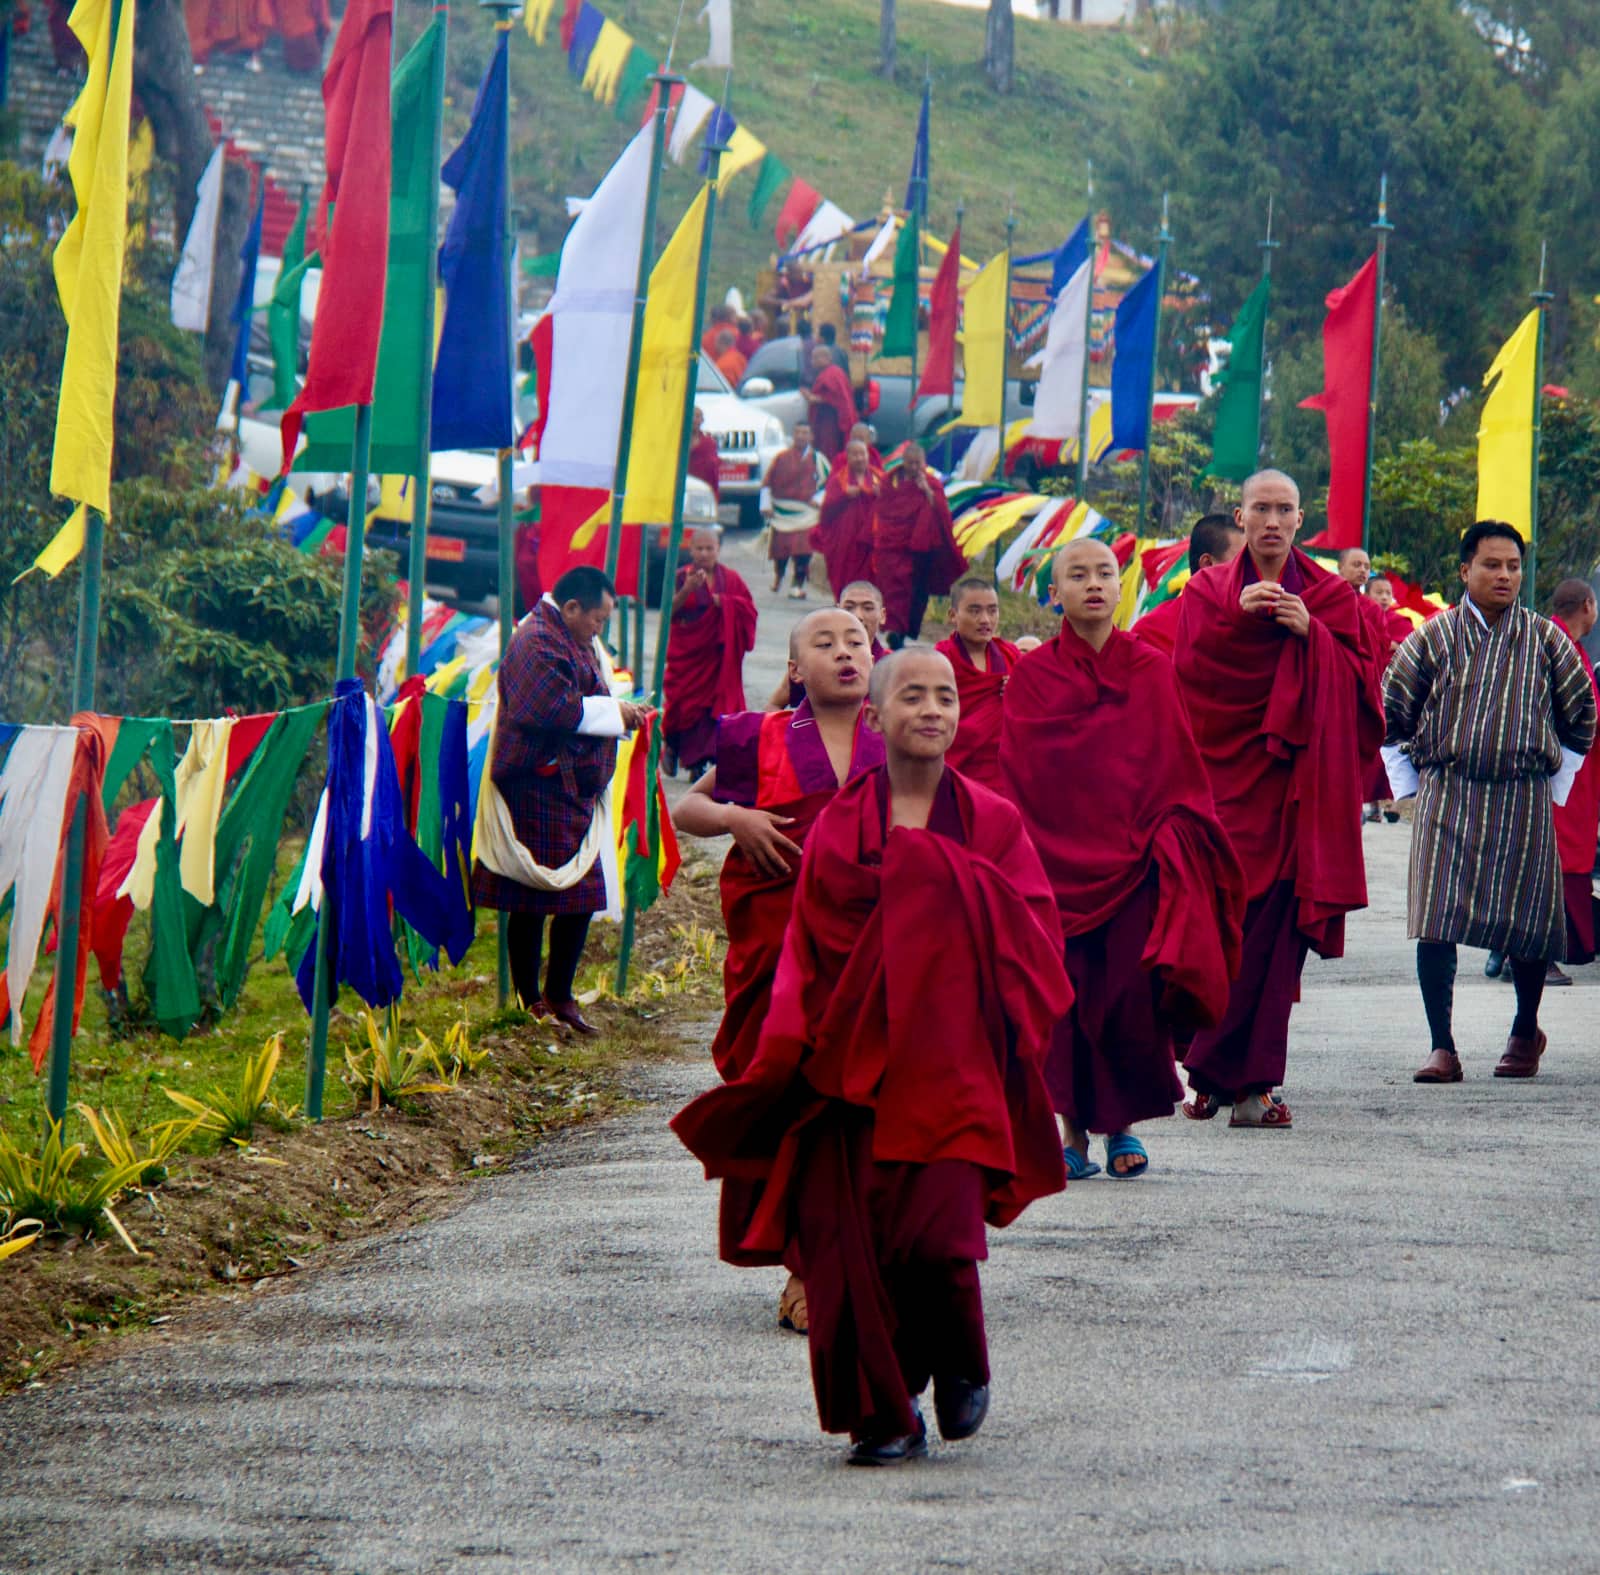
[4,549,1598,1572]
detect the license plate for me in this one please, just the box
[426,535,467,562]
[718,461,751,483]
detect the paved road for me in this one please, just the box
[7,568,1600,1572]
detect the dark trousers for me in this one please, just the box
[906,553,936,642]
[783,553,813,588]
[507,912,593,1009]
[1417,941,1545,1052]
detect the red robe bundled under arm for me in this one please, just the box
[673,768,1069,1251]
[662,564,759,765]
[1175,550,1384,958]
[872,472,965,636]
[935,635,1021,792]
[813,467,880,600]
[1552,615,1600,960]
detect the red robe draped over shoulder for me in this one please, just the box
[872,472,965,633]
[935,635,1021,792]
[814,467,880,599]
[1001,625,1245,1026]
[1553,616,1600,877]
[672,767,1070,1265]
[1130,592,1184,658]
[1174,550,1383,957]
[806,364,857,460]
[662,564,758,757]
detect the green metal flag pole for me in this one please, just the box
[1360,174,1393,555]
[602,71,680,607]
[45,0,124,1129]
[1528,239,1553,609]
[403,6,450,679]
[1137,195,1172,536]
[1256,194,1278,469]
[942,198,963,473]
[1074,161,1095,503]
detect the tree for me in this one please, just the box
[1108,0,1536,383]
[880,0,896,79]
[985,0,1014,94]
[1533,57,1600,364]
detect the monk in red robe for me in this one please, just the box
[1173,470,1383,1127]
[1131,513,1243,659]
[1550,579,1600,974]
[687,406,721,502]
[873,445,965,645]
[768,579,889,711]
[830,423,885,474]
[764,420,824,597]
[675,607,886,1331]
[673,649,1070,1465]
[935,577,1021,792]
[1004,540,1245,1178]
[663,528,758,779]
[1357,573,1414,820]
[805,344,858,462]
[815,440,880,601]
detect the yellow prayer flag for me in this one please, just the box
[524,0,556,43]
[1475,309,1540,541]
[955,494,1039,558]
[21,504,88,582]
[50,0,136,529]
[717,127,766,194]
[953,254,1009,429]
[581,20,633,105]
[621,186,710,526]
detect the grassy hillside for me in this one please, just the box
[415,0,1161,304]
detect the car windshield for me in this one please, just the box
[693,353,731,396]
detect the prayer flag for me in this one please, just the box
[878,209,920,360]
[794,199,854,257]
[525,0,557,43]
[774,176,821,250]
[1297,254,1377,550]
[717,125,765,194]
[228,179,265,390]
[748,153,789,229]
[613,44,657,121]
[431,33,513,453]
[566,2,603,78]
[1109,262,1159,452]
[952,253,1008,429]
[581,17,632,104]
[48,0,136,528]
[917,223,962,400]
[693,0,733,70]
[1475,308,1541,542]
[279,0,395,473]
[295,15,440,476]
[667,83,715,164]
[1206,275,1269,482]
[1026,259,1089,440]
[905,80,929,217]
[170,144,225,332]
[269,200,310,411]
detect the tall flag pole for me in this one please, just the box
[998,204,1015,484]
[1257,194,1278,466]
[1136,195,1172,534]
[42,0,135,1125]
[403,3,450,679]
[1074,160,1095,502]
[944,198,964,469]
[1361,173,1393,554]
[1528,240,1554,608]
[906,70,930,417]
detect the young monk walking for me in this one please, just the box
[673,608,885,1332]
[766,581,889,712]
[673,650,1070,1465]
[1003,540,1245,1178]
[1173,470,1382,1128]
[935,577,1023,791]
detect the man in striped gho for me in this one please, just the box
[1385,522,1597,1085]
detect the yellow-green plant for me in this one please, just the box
[343,1011,453,1112]
[164,1035,288,1147]
[76,1105,200,1187]
[441,1017,487,1077]
[0,1218,43,1264]
[0,1122,144,1247]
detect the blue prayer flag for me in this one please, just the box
[904,82,930,217]
[228,182,265,389]
[1110,263,1160,452]
[699,106,736,174]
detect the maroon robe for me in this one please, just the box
[1552,616,1600,962]
[806,363,858,461]
[1129,591,1184,658]
[663,563,758,770]
[1002,626,1246,1133]
[672,768,1070,1440]
[765,444,822,564]
[830,444,885,474]
[872,472,965,640]
[1174,550,1383,1097]
[935,634,1021,792]
[688,431,722,502]
[814,466,880,600]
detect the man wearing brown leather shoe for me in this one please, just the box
[1384,524,1597,1084]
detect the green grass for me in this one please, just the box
[421,0,1161,302]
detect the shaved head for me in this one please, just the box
[1240,468,1300,507]
[1051,537,1119,588]
[789,605,865,661]
[868,646,953,708]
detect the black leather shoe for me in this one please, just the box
[846,1410,927,1466]
[933,1376,990,1441]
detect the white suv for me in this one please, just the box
[694,353,787,529]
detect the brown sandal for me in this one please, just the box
[778,1272,808,1334]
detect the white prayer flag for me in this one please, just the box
[667,85,716,165]
[1027,259,1091,441]
[171,146,226,332]
[795,200,854,259]
[693,0,733,69]
[860,214,897,278]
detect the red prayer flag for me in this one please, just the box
[773,178,822,250]
[536,484,643,597]
[558,0,582,50]
[1297,254,1377,552]
[916,223,961,401]
[279,0,395,473]
[639,78,684,132]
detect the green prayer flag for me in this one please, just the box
[1206,275,1269,482]
[521,250,561,278]
[296,18,445,475]
[269,200,310,411]
[877,211,921,360]
[623,725,665,913]
[100,717,165,811]
[747,153,790,231]
[139,724,202,1039]
[613,44,657,122]
[263,839,316,975]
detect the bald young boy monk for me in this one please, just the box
[673,650,1070,1466]
[1003,540,1245,1178]
[767,581,891,712]
[674,608,886,1331]
[935,577,1024,791]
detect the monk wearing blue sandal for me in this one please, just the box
[1001,541,1247,1178]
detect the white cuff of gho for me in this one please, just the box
[578,696,628,737]
[1380,745,1420,800]
[1550,747,1585,807]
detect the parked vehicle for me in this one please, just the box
[692,353,788,528]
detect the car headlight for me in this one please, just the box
[762,416,784,447]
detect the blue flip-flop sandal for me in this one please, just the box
[1063,1145,1102,1181]
[1103,1132,1149,1179]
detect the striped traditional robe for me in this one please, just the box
[1384,601,1597,958]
